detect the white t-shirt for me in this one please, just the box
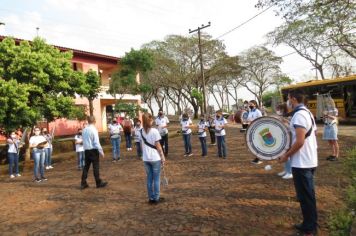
[247,109,262,122]
[155,116,169,135]
[29,135,47,149]
[74,134,84,152]
[197,120,208,137]
[108,123,123,138]
[7,138,20,153]
[290,106,318,168]
[134,126,142,143]
[141,128,161,162]
[213,117,227,136]
[181,118,193,134]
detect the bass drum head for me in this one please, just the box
[246,116,291,160]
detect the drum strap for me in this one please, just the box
[293,107,315,139]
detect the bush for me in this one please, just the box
[328,210,353,236]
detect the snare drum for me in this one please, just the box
[246,116,291,160]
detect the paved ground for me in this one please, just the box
[0,124,355,236]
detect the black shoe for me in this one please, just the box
[97,181,108,188]
[152,197,165,204]
[294,223,304,231]
[80,183,89,190]
[41,176,48,181]
[329,156,338,161]
[326,155,335,160]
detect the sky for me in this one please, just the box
[0,0,325,107]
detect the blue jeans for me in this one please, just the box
[199,137,207,156]
[33,149,45,178]
[111,137,121,160]
[44,148,52,167]
[8,152,19,175]
[77,151,85,168]
[125,133,132,148]
[284,158,292,174]
[292,167,318,233]
[182,134,192,154]
[135,142,142,157]
[216,135,227,157]
[143,161,161,201]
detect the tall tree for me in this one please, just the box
[239,46,284,106]
[79,70,101,116]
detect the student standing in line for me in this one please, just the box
[197,114,208,157]
[155,109,170,156]
[74,128,85,170]
[108,120,123,162]
[247,100,263,164]
[42,128,53,170]
[207,116,216,145]
[123,116,133,151]
[7,131,21,178]
[214,110,228,158]
[29,127,48,182]
[181,113,193,157]
[141,113,166,204]
[133,120,143,159]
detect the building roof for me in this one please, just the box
[0,35,120,63]
[281,74,356,90]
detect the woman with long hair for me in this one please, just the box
[141,113,166,204]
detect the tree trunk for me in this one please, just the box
[89,99,94,116]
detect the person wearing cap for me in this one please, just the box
[213,110,227,158]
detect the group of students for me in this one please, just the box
[7,127,53,181]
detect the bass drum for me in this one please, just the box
[246,116,291,160]
[234,109,248,123]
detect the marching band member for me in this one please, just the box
[278,90,318,236]
[247,100,263,164]
[7,131,21,178]
[214,110,227,158]
[155,109,170,156]
[29,127,48,182]
[181,113,193,157]
[207,116,216,145]
[197,114,208,157]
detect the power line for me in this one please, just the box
[215,5,273,40]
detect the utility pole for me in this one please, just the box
[189,21,211,115]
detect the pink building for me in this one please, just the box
[0,36,141,136]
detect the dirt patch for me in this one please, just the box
[0,124,354,235]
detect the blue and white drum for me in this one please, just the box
[246,116,291,160]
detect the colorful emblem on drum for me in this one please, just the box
[259,128,276,147]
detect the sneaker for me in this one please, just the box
[97,181,108,188]
[282,173,293,179]
[326,155,335,160]
[277,171,286,177]
[45,166,50,170]
[80,183,89,190]
[10,174,15,178]
[183,153,188,157]
[188,153,193,157]
[15,174,21,177]
[41,176,48,181]
[251,158,262,164]
[35,178,42,183]
[112,160,117,163]
[152,197,165,204]
[329,156,338,161]
[48,166,54,169]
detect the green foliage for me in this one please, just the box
[81,70,101,101]
[0,37,84,131]
[328,210,353,236]
[191,88,203,103]
[262,90,281,108]
[114,103,147,118]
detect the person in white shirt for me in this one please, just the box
[197,114,208,157]
[7,131,22,178]
[278,90,318,235]
[141,113,166,204]
[42,128,53,170]
[181,113,193,157]
[74,128,85,170]
[323,108,339,161]
[81,116,107,189]
[155,109,170,156]
[29,127,48,182]
[248,100,263,164]
[133,120,143,158]
[213,110,228,158]
[207,116,216,145]
[108,120,123,162]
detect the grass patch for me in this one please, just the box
[328,147,356,235]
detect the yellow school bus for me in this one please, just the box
[281,75,356,120]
